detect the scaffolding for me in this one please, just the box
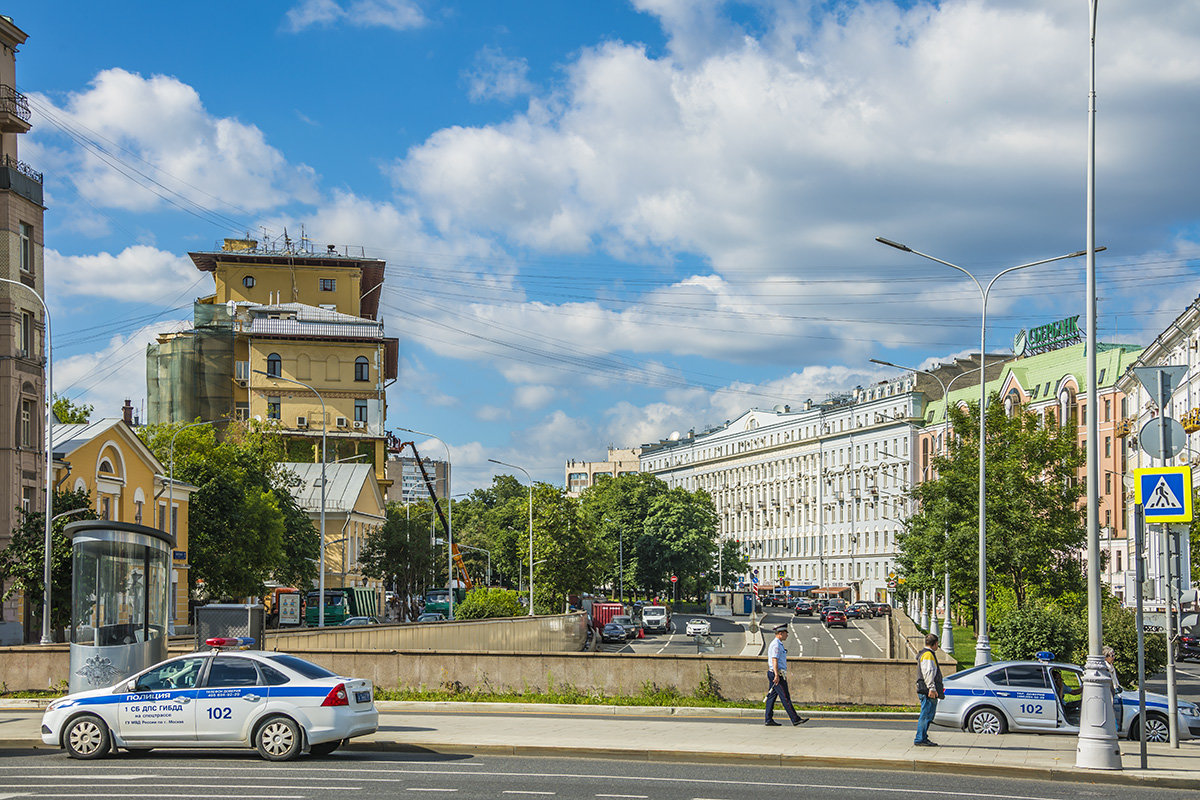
[146,302,234,424]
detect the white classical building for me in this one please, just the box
[640,374,932,603]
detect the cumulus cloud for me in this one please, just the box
[513,384,556,410]
[48,246,198,303]
[464,47,535,103]
[285,0,426,32]
[31,69,317,216]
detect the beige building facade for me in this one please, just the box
[565,447,641,496]
[0,16,44,633]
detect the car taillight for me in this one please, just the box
[321,683,349,707]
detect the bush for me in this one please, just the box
[454,587,524,620]
[991,604,1082,662]
[1071,601,1168,690]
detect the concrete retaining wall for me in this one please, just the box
[265,612,588,653]
[891,608,957,670]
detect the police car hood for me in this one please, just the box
[46,683,123,711]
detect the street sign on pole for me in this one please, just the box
[670,575,678,583]
[1132,365,1187,400]
[1134,466,1193,524]
[1139,417,1187,461]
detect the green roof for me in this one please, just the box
[920,342,1143,428]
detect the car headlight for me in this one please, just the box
[1180,704,1199,718]
[46,699,76,712]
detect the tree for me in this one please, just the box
[52,393,92,424]
[641,487,719,602]
[0,488,97,637]
[579,473,670,597]
[901,395,1086,616]
[718,538,750,589]
[359,502,437,621]
[138,419,318,600]
[530,484,603,613]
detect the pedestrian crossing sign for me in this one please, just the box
[1135,466,1193,523]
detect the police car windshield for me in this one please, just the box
[265,653,338,680]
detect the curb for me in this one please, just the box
[0,736,1193,788]
[371,701,918,719]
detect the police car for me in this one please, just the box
[934,653,1200,742]
[41,638,378,761]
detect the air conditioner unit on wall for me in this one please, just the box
[336,417,349,428]
[352,420,365,429]
[296,416,307,428]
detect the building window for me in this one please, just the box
[1104,436,1111,458]
[159,502,167,531]
[19,222,32,274]
[320,278,336,292]
[21,311,33,357]
[1105,473,1111,495]
[266,353,282,377]
[1104,398,1111,422]
[171,505,178,536]
[1116,551,1122,572]
[242,275,255,288]
[21,487,34,511]
[354,399,367,423]
[100,497,110,520]
[354,356,369,382]
[135,500,143,524]
[267,397,281,419]
[20,399,33,447]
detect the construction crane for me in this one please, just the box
[386,432,473,590]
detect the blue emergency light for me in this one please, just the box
[205,636,256,650]
[1035,650,1055,662]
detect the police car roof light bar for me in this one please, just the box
[205,636,256,650]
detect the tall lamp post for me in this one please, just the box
[254,369,327,627]
[1,277,54,644]
[489,458,534,615]
[1076,0,1121,770]
[876,237,1090,665]
[398,427,453,619]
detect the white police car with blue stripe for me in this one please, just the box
[934,653,1199,742]
[41,638,378,761]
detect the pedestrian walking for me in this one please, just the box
[914,632,944,746]
[764,624,808,727]
[1102,645,1124,728]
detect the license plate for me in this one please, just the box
[355,690,371,704]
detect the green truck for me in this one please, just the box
[305,586,378,625]
[423,587,466,618]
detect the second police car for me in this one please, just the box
[934,653,1200,742]
[41,638,378,761]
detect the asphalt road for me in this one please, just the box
[598,614,744,655]
[0,750,1187,800]
[758,609,890,659]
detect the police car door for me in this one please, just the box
[195,656,267,742]
[117,656,205,742]
[988,665,1057,730]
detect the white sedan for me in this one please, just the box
[685,618,711,636]
[41,638,378,761]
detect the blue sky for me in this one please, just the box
[13,0,1200,490]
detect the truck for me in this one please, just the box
[640,604,671,633]
[590,601,625,629]
[423,586,467,618]
[305,586,379,626]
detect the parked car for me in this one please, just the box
[416,612,444,622]
[341,616,380,626]
[793,599,814,616]
[818,604,838,622]
[41,638,378,761]
[685,618,711,636]
[935,657,1200,742]
[601,622,628,643]
[873,603,892,616]
[1178,633,1200,662]
[823,609,848,628]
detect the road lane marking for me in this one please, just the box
[596,795,648,798]
[406,790,458,793]
[502,792,556,796]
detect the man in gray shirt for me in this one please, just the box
[765,624,808,726]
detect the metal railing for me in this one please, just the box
[0,84,30,123]
[1,154,41,184]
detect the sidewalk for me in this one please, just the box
[3,702,1199,788]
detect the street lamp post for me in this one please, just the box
[254,369,327,627]
[397,427,453,619]
[1,277,54,645]
[489,458,533,615]
[876,237,1090,665]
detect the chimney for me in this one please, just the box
[122,399,134,425]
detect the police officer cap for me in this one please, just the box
[773,624,788,632]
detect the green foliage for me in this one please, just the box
[359,502,436,621]
[138,419,316,600]
[530,483,604,613]
[0,489,97,634]
[1078,600,1167,690]
[454,587,524,619]
[692,666,724,702]
[639,487,720,601]
[52,393,92,424]
[991,603,1083,663]
[901,395,1086,617]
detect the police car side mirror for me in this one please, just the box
[125,679,137,693]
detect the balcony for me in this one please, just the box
[0,84,30,133]
[0,153,42,205]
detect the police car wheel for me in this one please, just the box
[310,739,341,756]
[255,716,302,761]
[1132,713,1170,743]
[966,707,1007,735]
[64,714,111,759]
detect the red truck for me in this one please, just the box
[590,602,625,628]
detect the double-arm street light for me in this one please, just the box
[488,458,534,616]
[875,237,1091,665]
[1,277,54,645]
[397,427,454,619]
[254,369,328,627]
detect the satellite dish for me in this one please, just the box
[669,431,681,441]
[773,404,786,413]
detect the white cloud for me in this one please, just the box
[513,384,555,410]
[285,0,426,32]
[56,320,190,420]
[465,47,535,103]
[31,69,317,216]
[48,245,198,303]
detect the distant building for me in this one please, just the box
[0,16,46,635]
[146,238,399,500]
[565,447,641,496]
[384,455,449,504]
